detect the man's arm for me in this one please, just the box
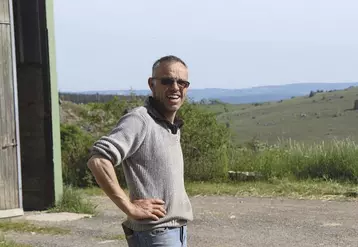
[87,155,166,221]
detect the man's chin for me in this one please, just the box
[165,103,182,112]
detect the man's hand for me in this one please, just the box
[87,156,167,221]
[128,199,167,221]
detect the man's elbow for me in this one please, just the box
[87,155,112,172]
[87,156,96,171]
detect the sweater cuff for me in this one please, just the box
[90,137,123,167]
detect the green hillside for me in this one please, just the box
[58,88,358,188]
[201,86,358,145]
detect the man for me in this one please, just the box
[87,55,193,247]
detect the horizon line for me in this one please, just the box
[58,81,358,93]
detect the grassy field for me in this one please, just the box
[58,87,358,202]
[200,86,358,145]
[61,86,358,145]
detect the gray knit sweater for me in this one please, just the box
[90,98,193,231]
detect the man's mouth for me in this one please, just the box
[167,94,181,104]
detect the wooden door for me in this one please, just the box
[0,0,22,217]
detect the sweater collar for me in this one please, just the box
[145,96,184,130]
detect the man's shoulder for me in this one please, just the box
[123,105,147,116]
[121,105,151,123]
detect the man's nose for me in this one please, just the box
[170,81,180,90]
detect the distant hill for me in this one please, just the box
[60,86,358,145]
[200,86,358,145]
[75,82,358,104]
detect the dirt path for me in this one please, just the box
[3,195,358,246]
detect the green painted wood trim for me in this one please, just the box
[45,0,63,202]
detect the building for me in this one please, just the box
[0,0,63,218]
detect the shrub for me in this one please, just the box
[49,186,97,214]
[85,96,143,136]
[309,91,316,97]
[60,124,95,187]
[61,97,232,184]
[354,99,358,110]
[177,101,232,181]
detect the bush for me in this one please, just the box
[60,124,95,187]
[85,96,144,136]
[309,91,316,97]
[61,97,233,184]
[48,186,97,214]
[178,101,232,181]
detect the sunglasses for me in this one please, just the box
[153,77,190,88]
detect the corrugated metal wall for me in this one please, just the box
[0,0,21,213]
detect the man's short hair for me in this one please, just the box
[152,55,187,76]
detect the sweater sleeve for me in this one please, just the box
[90,111,148,167]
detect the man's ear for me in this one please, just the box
[148,77,154,90]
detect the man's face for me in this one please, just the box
[148,61,189,113]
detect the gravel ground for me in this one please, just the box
[2,195,358,246]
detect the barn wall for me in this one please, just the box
[45,0,63,204]
[12,0,62,210]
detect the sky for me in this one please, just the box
[53,0,358,92]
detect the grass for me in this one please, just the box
[75,137,358,201]
[81,186,106,196]
[60,133,358,202]
[48,186,97,215]
[0,235,31,247]
[202,86,358,145]
[81,186,129,197]
[0,242,31,247]
[78,179,358,201]
[185,180,358,200]
[227,138,358,183]
[0,221,69,235]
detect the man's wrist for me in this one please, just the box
[121,200,134,216]
[111,194,133,216]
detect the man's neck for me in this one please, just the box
[163,112,176,124]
